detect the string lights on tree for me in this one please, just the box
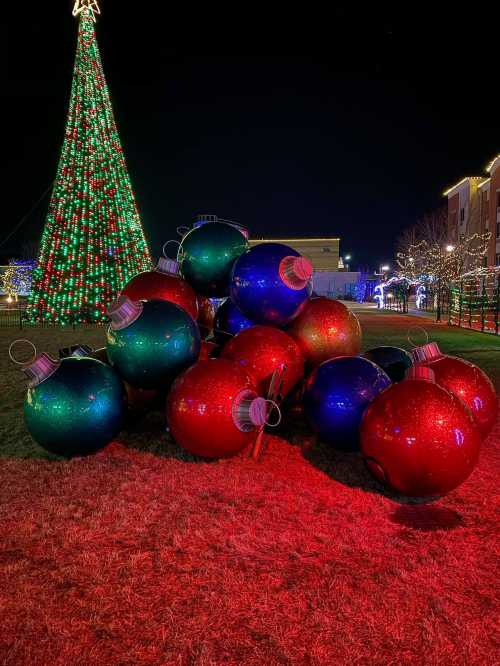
[28,1,151,324]
[396,232,491,286]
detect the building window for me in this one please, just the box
[321,247,331,253]
[496,254,500,266]
[497,222,500,239]
[497,191,500,208]
[460,207,465,221]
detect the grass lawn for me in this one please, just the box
[0,311,499,664]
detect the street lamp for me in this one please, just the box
[381,264,390,272]
[445,244,455,253]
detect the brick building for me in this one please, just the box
[444,155,500,267]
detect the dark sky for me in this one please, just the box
[3,3,500,269]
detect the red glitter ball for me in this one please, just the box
[199,340,219,360]
[222,325,304,398]
[287,297,362,368]
[361,377,482,497]
[425,355,498,439]
[121,270,198,320]
[167,359,259,458]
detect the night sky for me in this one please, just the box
[4,3,500,269]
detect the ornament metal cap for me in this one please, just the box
[156,256,180,276]
[232,391,267,432]
[279,256,313,290]
[107,295,143,330]
[411,342,442,364]
[22,353,60,388]
[406,365,436,383]
[71,345,93,358]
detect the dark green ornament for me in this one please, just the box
[107,299,201,389]
[179,222,248,297]
[24,356,126,457]
[363,346,413,382]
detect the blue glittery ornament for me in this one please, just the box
[230,243,313,327]
[303,356,391,451]
[213,298,255,344]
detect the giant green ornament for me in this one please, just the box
[23,356,126,457]
[106,297,201,389]
[179,222,248,297]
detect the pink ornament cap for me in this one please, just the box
[107,295,143,330]
[232,391,268,432]
[411,341,442,364]
[22,353,60,388]
[156,256,180,276]
[279,256,313,290]
[406,365,436,383]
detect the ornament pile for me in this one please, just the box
[13,220,496,499]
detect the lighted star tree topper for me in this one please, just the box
[29,1,151,323]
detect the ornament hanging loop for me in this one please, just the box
[265,400,282,427]
[162,240,183,261]
[406,326,429,349]
[176,226,190,238]
[8,339,37,366]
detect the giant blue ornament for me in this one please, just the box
[178,222,248,297]
[213,298,255,344]
[106,297,201,389]
[230,242,313,326]
[23,355,126,457]
[303,356,391,451]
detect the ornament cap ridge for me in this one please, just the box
[108,295,143,330]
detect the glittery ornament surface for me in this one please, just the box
[363,346,413,382]
[167,359,258,458]
[288,297,362,368]
[107,300,200,389]
[361,379,482,497]
[230,243,312,326]
[222,325,304,398]
[303,356,391,450]
[121,270,198,320]
[426,355,498,439]
[213,298,255,344]
[179,223,248,297]
[24,357,126,457]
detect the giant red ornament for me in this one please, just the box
[222,325,304,398]
[361,366,482,497]
[287,297,362,368]
[121,257,198,320]
[412,342,498,439]
[167,359,266,458]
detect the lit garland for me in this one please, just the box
[396,232,490,286]
[449,266,500,334]
[28,6,151,324]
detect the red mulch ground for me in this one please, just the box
[1,424,499,665]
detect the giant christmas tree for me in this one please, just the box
[29,0,151,323]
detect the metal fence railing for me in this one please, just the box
[0,309,107,329]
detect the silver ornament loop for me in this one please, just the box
[265,400,282,427]
[406,326,429,349]
[162,239,182,260]
[176,226,190,238]
[8,339,37,366]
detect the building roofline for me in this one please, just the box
[443,176,486,197]
[486,155,500,174]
